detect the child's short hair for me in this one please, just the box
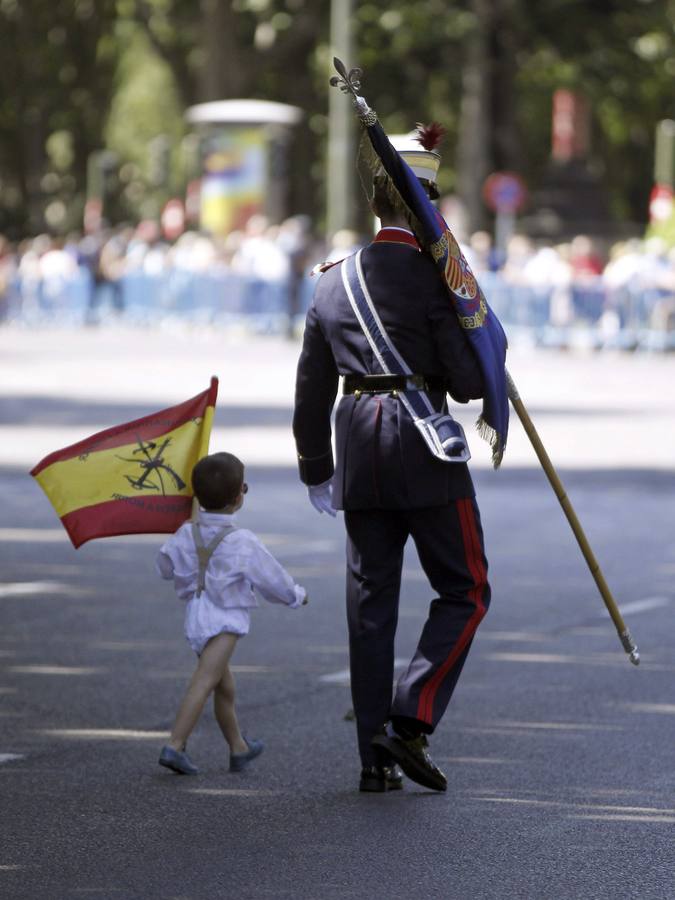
[192,452,244,510]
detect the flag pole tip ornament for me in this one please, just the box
[330,59,509,468]
[329,57,362,96]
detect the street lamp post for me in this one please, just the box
[326,0,355,241]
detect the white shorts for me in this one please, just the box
[184,595,251,656]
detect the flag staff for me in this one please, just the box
[506,370,640,665]
[329,56,639,666]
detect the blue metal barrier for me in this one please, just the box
[3,265,674,350]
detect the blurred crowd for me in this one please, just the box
[1,216,674,345]
[0,214,319,327]
[464,231,675,344]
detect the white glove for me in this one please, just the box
[308,478,336,517]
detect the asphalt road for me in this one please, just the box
[1,327,675,900]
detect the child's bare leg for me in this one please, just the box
[214,666,248,755]
[168,632,238,751]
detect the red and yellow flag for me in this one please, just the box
[30,378,218,548]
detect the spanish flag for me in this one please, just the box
[30,377,218,548]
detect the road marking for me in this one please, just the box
[0,754,24,765]
[289,565,344,577]
[0,528,67,543]
[474,794,675,822]
[484,652,578,664]
[0,581,72,598]
[459,720,621,735]
[478,630,550,643]
[572,813,675,823]
[435,756,509,765]
[484,651,675,671]
[0,527,160,545]
[37,728,168,740]
[91,640,175,651]
[623,702,675,715]
[278,540,342,556]
[187,788,279,797]
[0,753,24,764]
[319,657,408,684]
[9,665,104,676]
[319,667,352,684]
[613,596,671,616]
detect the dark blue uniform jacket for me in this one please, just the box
[293,234,485,510]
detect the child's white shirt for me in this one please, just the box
[156,511,306,653]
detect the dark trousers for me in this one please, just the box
[344,498,490,766]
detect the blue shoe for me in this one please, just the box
[229,737,264,772]
[158,745,199,775]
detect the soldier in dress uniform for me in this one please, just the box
[292,132,490,793]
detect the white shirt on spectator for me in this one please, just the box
[156,510,306,654]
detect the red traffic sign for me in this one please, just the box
[483,171,528,214]
[161,198,186,241]
[649,184,674,223]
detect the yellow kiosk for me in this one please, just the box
[184,99,302,236]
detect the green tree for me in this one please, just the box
[105,24,186,222]
[0,0,122,236]
[1,0,673,238]
[128,0,327,220]
[517,0,675,225]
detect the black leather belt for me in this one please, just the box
[343,374,448,395]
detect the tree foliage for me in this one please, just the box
[0,0,122,235]
[517,0,675,220]
[0,0,672,238]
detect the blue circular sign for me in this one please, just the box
[483,172,527,213]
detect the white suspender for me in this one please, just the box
[191,523,236,598]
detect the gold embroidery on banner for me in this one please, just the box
[459,297,488,329]
[430,232,448,262]
[448,232,461,258]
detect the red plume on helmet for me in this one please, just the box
[414,122,446,152]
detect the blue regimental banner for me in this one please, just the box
[357,109,509,467]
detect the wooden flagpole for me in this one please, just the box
[506,370,640,665]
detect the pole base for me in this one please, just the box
[620,629,640,665]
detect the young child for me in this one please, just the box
[156,451,307,775]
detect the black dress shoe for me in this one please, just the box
[371,729,447,792]
[359,764,404,793]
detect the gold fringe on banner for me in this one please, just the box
[476,415,504,469]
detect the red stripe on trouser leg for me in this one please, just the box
[416,498,488,724]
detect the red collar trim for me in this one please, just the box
[374,228,420,250]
